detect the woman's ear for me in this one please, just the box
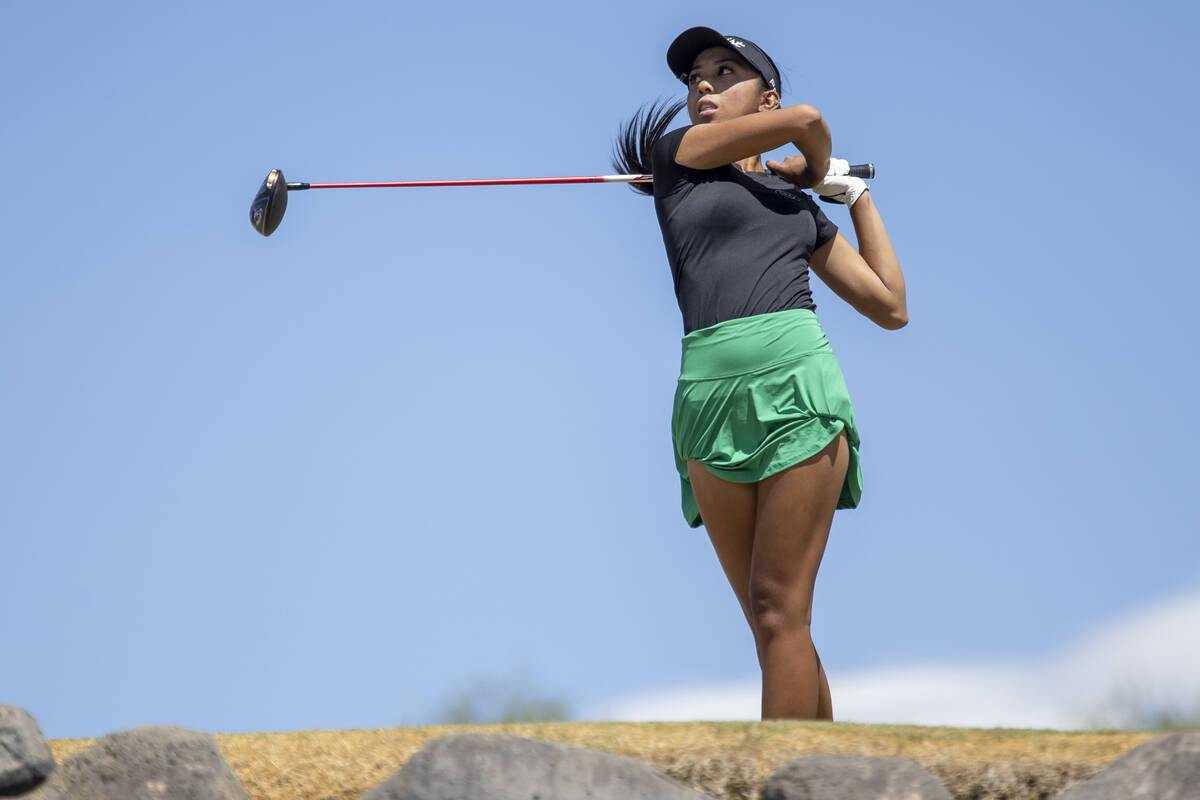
[759,89,781,112]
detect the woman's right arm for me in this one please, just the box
[674,104,831,187]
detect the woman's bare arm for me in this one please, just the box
[674,105,831,186]
[809,192,907,329]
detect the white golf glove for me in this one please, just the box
[826,157,852,176]
[815,158,869,207]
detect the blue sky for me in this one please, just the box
[3,0,1198,739]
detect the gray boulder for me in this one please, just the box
[22,726,246,800]
[1055,731,1200,800]
[361,732,715,800]
[762,754,953,800]
[0,706,55,795]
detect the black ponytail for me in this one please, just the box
[610,97,686,195]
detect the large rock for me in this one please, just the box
[0,706,55,795]
[1055,731,1200,800]
[361,732,715,800]
[762,754,953,800]
[22,726,246,800]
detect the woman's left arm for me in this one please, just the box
[809,192,908,330]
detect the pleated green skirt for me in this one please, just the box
[671,308,862,528]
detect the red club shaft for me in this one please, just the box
[295,174,653,190]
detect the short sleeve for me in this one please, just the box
[806,194,839,251]
[651,126,692,198]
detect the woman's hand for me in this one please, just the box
[814,174,869,207]
[765,153,828,190]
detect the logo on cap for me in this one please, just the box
[726,37,746,48]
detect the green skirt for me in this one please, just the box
[672,308,862,528]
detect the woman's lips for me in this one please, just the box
[698,100,717,118]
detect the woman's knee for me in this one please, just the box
[748,572,814,643]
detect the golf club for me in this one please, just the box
[249,164,877,237]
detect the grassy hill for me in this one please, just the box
[49,721,1157,800]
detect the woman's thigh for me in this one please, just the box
[687,460,757,627]
[751,431,849,625]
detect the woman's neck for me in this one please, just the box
[736,155,764,173]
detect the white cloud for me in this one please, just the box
[584,588,1200,729]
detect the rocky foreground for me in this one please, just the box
[3,704,1197,799]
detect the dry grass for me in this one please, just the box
[48,722,1155,800]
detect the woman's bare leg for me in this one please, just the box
[815,651,833,720]
[687,433,845,720]
[751,432,848,720]
[686,460,757,635]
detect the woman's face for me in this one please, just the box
[686,46,776,125]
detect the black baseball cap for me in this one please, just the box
[667,27,781,95]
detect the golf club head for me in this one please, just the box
[250,169,287,236]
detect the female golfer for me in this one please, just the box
[614,27,907,720]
